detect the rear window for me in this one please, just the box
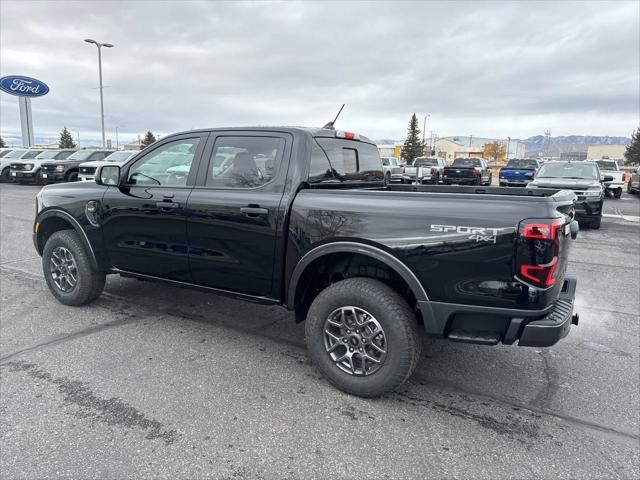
[312,138,383,183]
[506,159,538,169]
[413,157,438,166]
[452,158,482,167]
[595,160,618,171]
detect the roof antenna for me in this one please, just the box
[323,104,345,130]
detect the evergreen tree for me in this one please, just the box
[402,113,425,164]
[58,127,76,149]
[0,136,6,148]
[625,128,640,165]
[141,131,157,148]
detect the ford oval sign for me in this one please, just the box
[0,75,49,97]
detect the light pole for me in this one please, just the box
[115,126,119,150]
[422,114,430,144]
[84,38,114,148]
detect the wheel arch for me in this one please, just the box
[35,209,99,269]
[287,241,429,322]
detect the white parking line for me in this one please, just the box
[602,213,640,222]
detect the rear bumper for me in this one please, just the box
[499,178,531,186]
[442,177,477,184]
[417,271,577,347]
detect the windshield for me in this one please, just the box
[36,150,63,159]
[67,151,95,161]
[5,150,27,159]
[536,162,599,180]
[413,157,438,166]
[21,150,44,159]
[595,160,618,171]
[105,151,135,162]
[452,158,481,167]
[506,159,538,169]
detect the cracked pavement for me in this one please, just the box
[1,184,639,479]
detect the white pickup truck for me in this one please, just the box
[589,159,624,198]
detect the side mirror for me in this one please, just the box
[96,164,121,186]
[601,175,614,182]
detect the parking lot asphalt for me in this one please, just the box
[1,183,639,479]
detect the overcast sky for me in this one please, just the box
[1,0,638,145]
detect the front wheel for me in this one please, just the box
[591,217,602,230]
[384,172,391,185]
[0,167,10,183]
[43,230,106,306]
[305,278,422,397]
[66,171,78,182]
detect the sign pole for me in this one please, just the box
[18,97,35,147]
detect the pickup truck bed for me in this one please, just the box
[33,126,579,397]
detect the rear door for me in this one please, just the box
[186,131,292,297]
[101,134,207,280]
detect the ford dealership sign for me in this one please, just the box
[0,75,49,97]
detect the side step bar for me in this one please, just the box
[447,330,500,345]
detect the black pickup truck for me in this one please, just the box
[33,126,579,397]
[443,157,493,185]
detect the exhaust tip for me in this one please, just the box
[572,312,579,326]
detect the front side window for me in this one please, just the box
[206,136,283,188]
[127,138,200,187]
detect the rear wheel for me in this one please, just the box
[305,278,422,397]
[42,230,106,306]
[613,188,622,199]
[384,172,391,185]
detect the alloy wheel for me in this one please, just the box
[323,306,387,376]
[50,246,78,292]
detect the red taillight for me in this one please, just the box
[520,257,558,287]
[521,218,563,240]
[344,132,355,139]
[472,169,478,177]
[430,167,436,175]
[622,173,626,182]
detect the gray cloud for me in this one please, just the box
[0,0,638,145]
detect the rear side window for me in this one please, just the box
[206,136,284,188]
[313,138,383,182]
[452,158,482,167]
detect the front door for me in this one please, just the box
[101,134,207,280]
[186,132,291,297]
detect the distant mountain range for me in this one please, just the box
[374,135,631,155]
[522,135,631,154]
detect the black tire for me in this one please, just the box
[0,167,10,183]
[42,230,106,306]
[591,217,602,230]
[35,169,44,185]
[384,172,391,185]
[305,277,422,398]
[66,171,78,182]
[614,188,622,199]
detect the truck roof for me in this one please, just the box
[164,126,375,144]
